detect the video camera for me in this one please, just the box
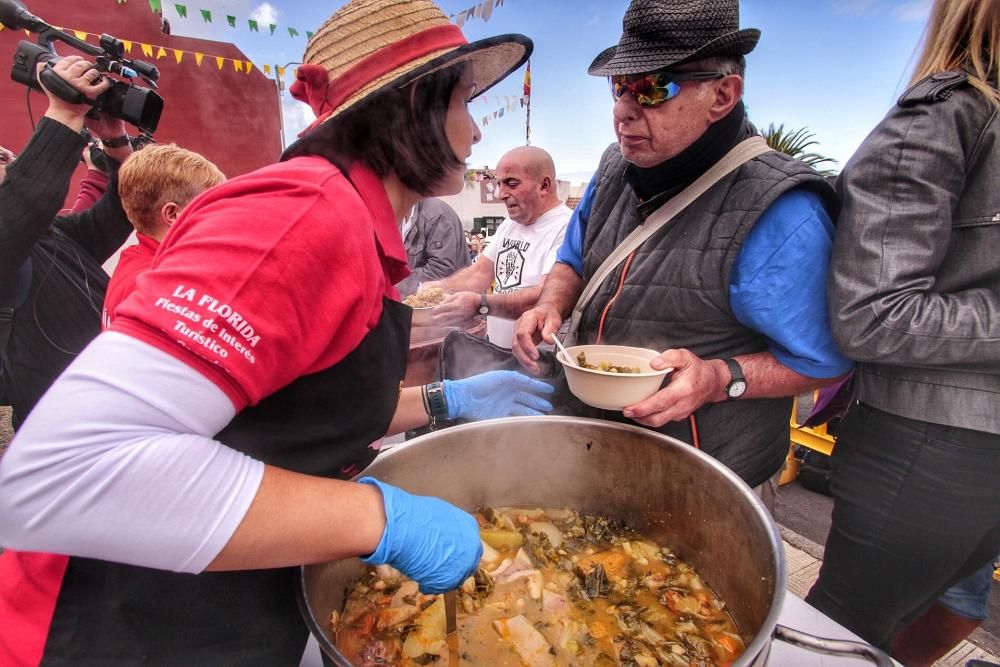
[1,0,163,134]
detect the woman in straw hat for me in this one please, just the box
[0,1,538,663]
[807,0,1000,661]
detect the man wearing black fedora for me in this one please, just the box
[514,0,852,499]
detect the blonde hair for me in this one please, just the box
[118,144,225,236]
[911,0,1000,109]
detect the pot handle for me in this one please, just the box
[773,624,895,667]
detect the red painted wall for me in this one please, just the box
[0,0,281,203]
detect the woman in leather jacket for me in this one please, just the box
[807,0,1000,658]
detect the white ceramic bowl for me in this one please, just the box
[556,344,671,410]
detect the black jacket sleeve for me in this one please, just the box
[0,117,86,286]
[51,161,132,264]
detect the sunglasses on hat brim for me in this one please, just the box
[609,70,725,107]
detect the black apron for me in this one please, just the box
[40,298,411,666]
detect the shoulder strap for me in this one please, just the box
[565,136,773,340]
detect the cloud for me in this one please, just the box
[893,0,931,21]
[281,94,315,146]
[249,3,279,26]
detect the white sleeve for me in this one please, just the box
[0,332,264,573]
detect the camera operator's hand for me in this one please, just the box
[37,57,112,132]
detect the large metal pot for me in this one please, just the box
[299,417,891,666]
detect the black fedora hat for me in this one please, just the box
[589,0,760,76]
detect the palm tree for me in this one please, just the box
[762,123,838,177]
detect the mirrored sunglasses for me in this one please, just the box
[609,71,725,107]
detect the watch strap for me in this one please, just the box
[723,358,745,400]
[103,135,131,149]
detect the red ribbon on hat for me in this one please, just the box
[293,23,467,133]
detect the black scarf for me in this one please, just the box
[625,101,752,218]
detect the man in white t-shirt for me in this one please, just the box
[425,146,571,348]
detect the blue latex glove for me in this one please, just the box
[443,370,554,420]
[359,477,482,594]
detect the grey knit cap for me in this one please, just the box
[589,0,760,76]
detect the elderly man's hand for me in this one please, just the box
[512,305,563,375]
[621,349,729,427]
[431,291,478,324]
[38,57,112,132]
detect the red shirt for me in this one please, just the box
[102,233,159,329]
[111,157,410,409]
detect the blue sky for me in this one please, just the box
[163,0,932,184]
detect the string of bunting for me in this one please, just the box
[479,94,528,126]
[143,0,510,42]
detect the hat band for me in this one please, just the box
[319,23,467,123]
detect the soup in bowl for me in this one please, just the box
[556,345,671,411]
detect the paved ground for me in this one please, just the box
[0,406,11,457]
[776,477,1000,660]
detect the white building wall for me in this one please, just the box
[438,179,572,230]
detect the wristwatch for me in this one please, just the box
[723,358,747,400]
[478,294,490,315]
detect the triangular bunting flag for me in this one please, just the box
[245,61,253,75]
[306,31,314,39]
[232,59,242,72]
[288,27,298,37]
[156,46,167,60]
[0,24,5,33]
[482,0,493,21]
[174,4,187,18]
[173,49,183,64]
[268,24,276,36]
[148,0,162,13]
[122,40,133,53]
[73,30,88,41]
[493,111,497,118]
[496,0,504,6]
[455,10,466,27]
[276,66,286,79]
[263,64,271,75]
[141,43,154,58]
[227,15,236,28]
[216,56,225,69]
[194,52,204,66]
[200,9,211,23]
[117,0,127,5]
[248,19,258,32]
[499,108,504,117]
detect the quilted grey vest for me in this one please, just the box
[575,142,836,487]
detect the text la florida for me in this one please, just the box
[161,285,261,347]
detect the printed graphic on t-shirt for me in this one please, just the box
[495,238,531,293]
[154,285,262,366]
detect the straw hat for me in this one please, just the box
[588,0,759,76]
[291,0,531,128]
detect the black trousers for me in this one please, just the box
[806,401,1000,650]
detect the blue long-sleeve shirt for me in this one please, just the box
[557,176,851,378]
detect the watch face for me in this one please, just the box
[478,306,489,315]
[728,380,747,398]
